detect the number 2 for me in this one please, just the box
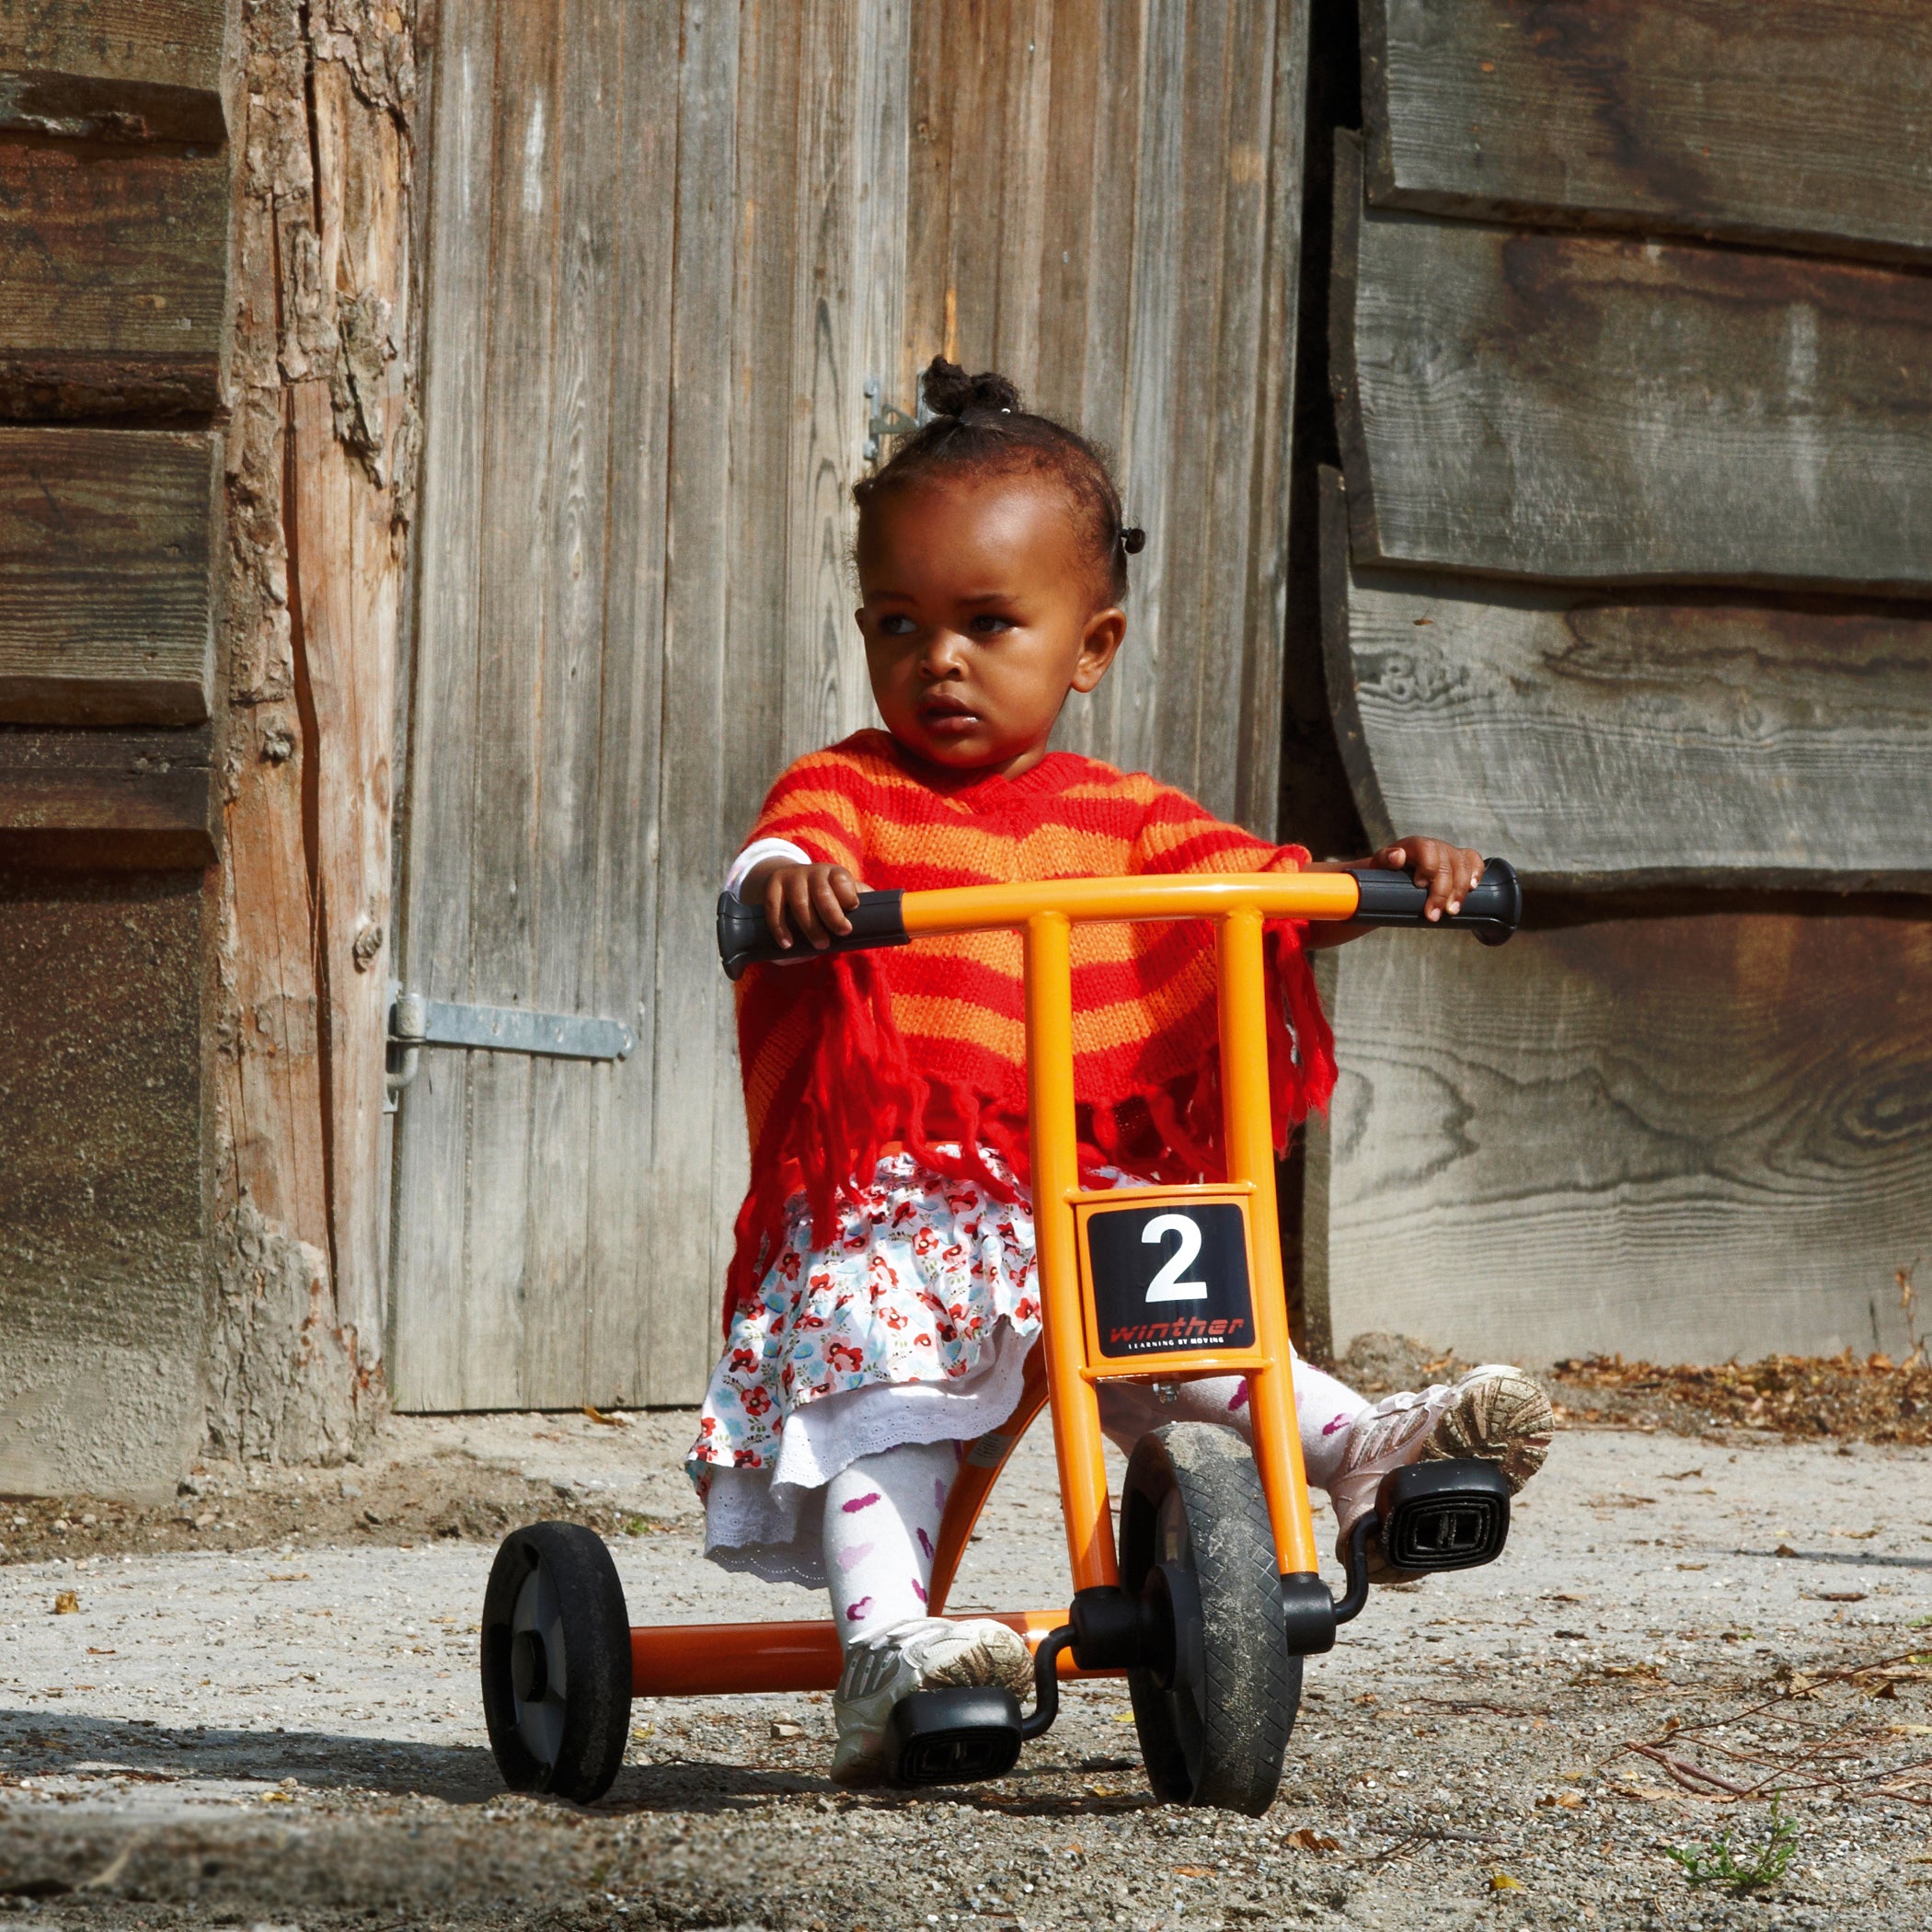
[1142,1213,1207,1302]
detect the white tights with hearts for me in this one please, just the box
[821,1359,1369,1650]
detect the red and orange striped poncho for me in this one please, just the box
[725,730,1336,1326]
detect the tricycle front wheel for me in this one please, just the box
[1120,1422,1298,1815]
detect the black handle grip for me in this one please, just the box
[1347,857,1521,946]
[717,888,911,981]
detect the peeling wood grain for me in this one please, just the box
[1305,914,1932,1367]
[214,0,415,1432]
[1362,0,1932,265]
[1330,132,1932,593]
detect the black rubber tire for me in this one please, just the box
[1119,1422,1298,1815]
[480,1522,632,1803]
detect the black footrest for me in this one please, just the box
[886,1686,1023,1787]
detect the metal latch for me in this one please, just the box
[386,992,635,1109]
[864,375,926,465]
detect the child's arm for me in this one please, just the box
[1303,836,1485,948]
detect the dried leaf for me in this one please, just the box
[1172,1866,1216,1879]
[52,1591,78,1615]
[1284,1828,1340,1852]
[1489,1871,1524,1892]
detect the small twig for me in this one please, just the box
[1628,1742,1756,1797]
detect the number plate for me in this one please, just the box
[1078,1196,1257,1362]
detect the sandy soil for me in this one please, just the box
[1,1403,1928,1931]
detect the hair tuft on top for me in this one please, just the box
[919,361,1021,418]
[856,356,1141,602]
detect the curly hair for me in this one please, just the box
[854,357,1145,603]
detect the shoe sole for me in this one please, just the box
[1420,1371,1554,1491]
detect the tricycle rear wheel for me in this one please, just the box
[1119,1422,1298,1814]
[480,1521,632,1803]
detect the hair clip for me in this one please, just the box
[1120,525,1146,555]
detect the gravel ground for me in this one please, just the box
[1,1405,1929,1931]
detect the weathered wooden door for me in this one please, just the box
[389,0,1310,1410]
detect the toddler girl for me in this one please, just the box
[688,359,1551,1784]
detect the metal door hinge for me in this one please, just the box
[864,375,926,465]
[386,991,635,1109]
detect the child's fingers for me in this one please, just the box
[784,869,833,949]
[829,866,863,910]
[812,870,855,937]
[764,876,796,950]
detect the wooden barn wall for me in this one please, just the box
[1305,1,1932,1365]
[0,1,417,1491]
[0,3,226,1492]
[390,0,1312,1410]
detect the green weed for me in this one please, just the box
[1663,1799,1800,1892]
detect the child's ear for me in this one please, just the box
[1071,606,1127,693]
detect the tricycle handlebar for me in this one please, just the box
[717,859,1521,981]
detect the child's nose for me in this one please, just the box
[920,631,969,674]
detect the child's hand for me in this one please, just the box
[1373,836,1486,923]
[742,859,866,953]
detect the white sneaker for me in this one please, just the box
[1330,1366,1553,1581]
[829,1616,1036,1787]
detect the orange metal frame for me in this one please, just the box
[631,871,1363,1697]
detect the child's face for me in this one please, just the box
[855,474,1125,777]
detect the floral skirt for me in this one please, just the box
[689,1149,1063,1588]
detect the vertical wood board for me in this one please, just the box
[393,0,1314,1409]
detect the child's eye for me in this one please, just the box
[877,613,918,637]
[969,614,1015,636]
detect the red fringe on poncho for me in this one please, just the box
[724,732,1336,1330]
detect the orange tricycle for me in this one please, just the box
[479,861,1523,1810]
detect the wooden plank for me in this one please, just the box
[1318,468,1932,891]
[1331,132,1932,594]
[295,40,412,1364]
[456,0,560,1409]
[0,138,225,419]
[0,0,226,144]
[522,0,621,1409]
[785,0,865,755]
[0,722,209,838]
[1362,0,1932,265]
[1304,914,1932,1367]
[900,0,955,384]
[581,0,681,1410]
[387,0,499,1409]
[0,0,226,91]
[0,427,212,723]
[646,0,740,1407]
[1041,0,1142,766]
[217,703,328,1256]
[1108,0,1190,788]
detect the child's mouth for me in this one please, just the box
[920,699,980,736]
